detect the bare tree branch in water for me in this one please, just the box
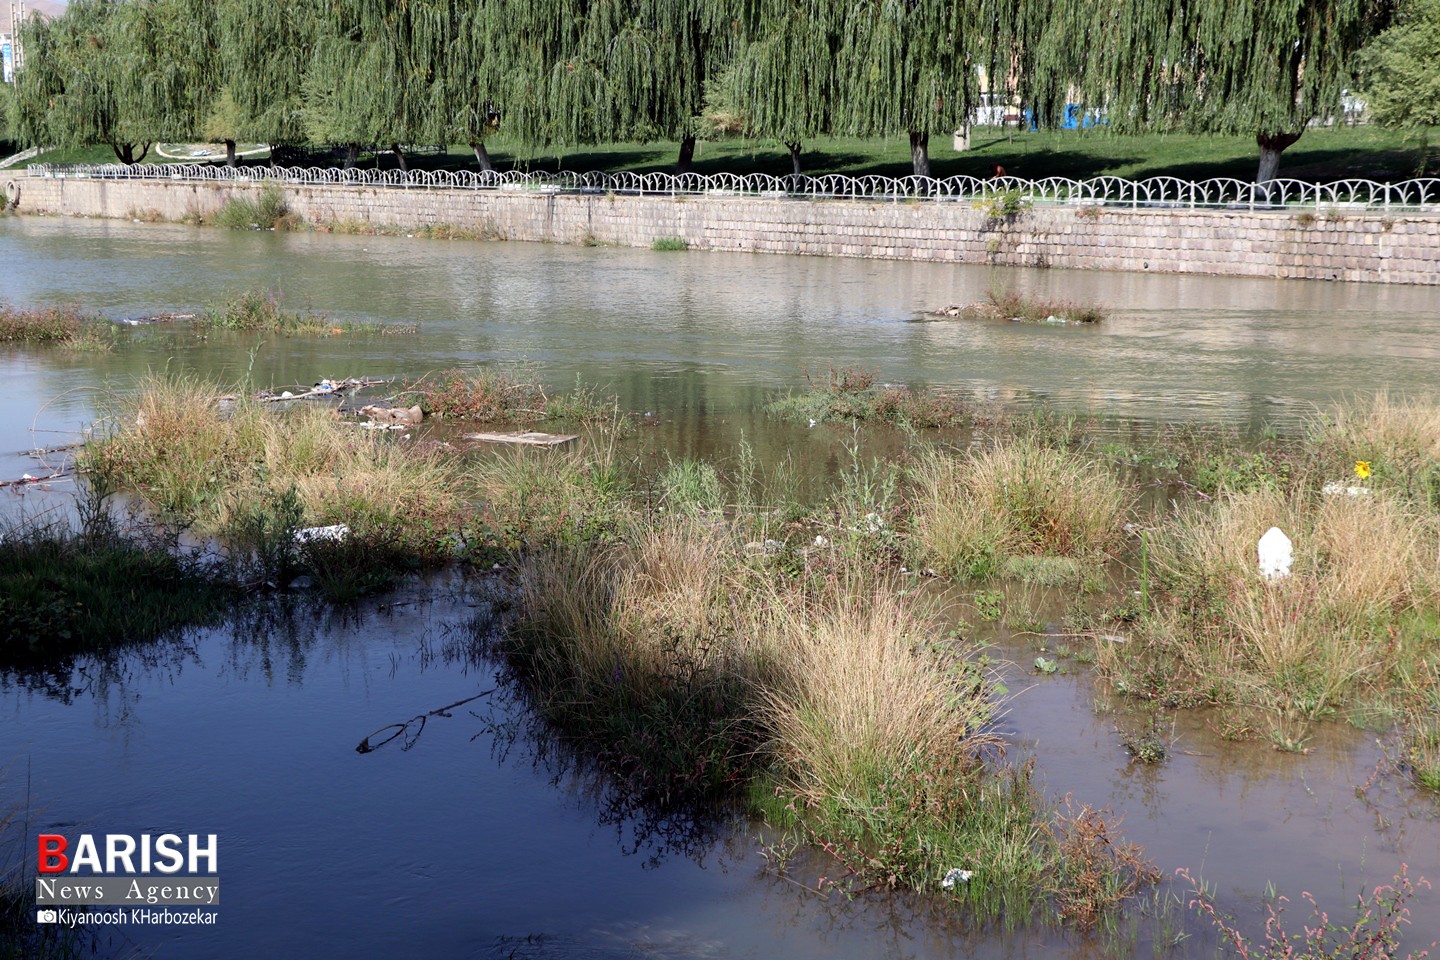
[355,689,494,754]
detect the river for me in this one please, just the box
[2,216,1439,958]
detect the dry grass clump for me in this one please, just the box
[911,438,1134,580]
[759,585,992,805]
[509,519,765,795]
[82,376,463,562]
[509,526,1056,902]
[407,368,548,421]
[1310,393,1440,506]
[1317,393,1440,466]
[1104,485,1440,717]
[403,369,616,424]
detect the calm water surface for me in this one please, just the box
[2,217,1439,958]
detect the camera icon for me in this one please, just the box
[36,909,58,924]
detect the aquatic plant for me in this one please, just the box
[766,365,968,428]
[196,288,407,336]
[403,369,616,426]
[0,304,112,349]
[1177,864,1434,960]
[81,376,464,580]
[1048,801,1160,927]
[651,236,689,251]
[955,289,1107,325]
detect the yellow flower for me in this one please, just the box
[1354,460,1372,480]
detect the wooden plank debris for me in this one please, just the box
[462,431,578,447]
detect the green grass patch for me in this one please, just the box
[650,236,689,251]
[767,366,968,428]
[0,518,232,667]
[303,126,1438,183]
[196,289,412,336]
[0,304,113,350]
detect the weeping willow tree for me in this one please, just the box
[14,0,149,162]
[303,0,428,168]
[1017,0,1397,182]
[835,0,985,176]
[124,0,218,145]
[0,80,16,152]
[729,0,843,175]
[488,0,611,156]
[215,0,320,163]
[585,0,744,171]
[432,0,512,171]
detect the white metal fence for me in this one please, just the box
[26,162,1440,212]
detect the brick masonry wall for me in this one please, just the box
[15,173,1440,285]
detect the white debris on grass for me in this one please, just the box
[941,868,974,889]
[294,524,350,544]
[1321,481,1371,497]
[1257,526,1293,580]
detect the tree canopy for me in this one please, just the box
[1361,0,1440,128]
[5,0,1410,181]
[1017,0,1398,180]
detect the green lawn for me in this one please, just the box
[17,125,1438,182]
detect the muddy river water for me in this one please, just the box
[2,216,1439,958]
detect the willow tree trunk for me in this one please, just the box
[112,142,151,165]
[1256,131,1303,183]
[676,135,697,174]
[391,145,407,172]
[785,141,803,176]
[344,143,360,169]
[470,141,495,172]
[909,130,930,177]
[225,139,237,167]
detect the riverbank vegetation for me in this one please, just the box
[0,304,113,350]
[9,371,1440,931]
[199,289,417,336]
[400,369,614,424]
[951,289,1109,325]
[210,185,298,231]
[766,366,969,427]
[0,514,232,666]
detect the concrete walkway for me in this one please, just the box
[0,147,41,169]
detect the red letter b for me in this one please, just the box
[37,835,68,874]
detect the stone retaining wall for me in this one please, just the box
[16,173,1440,285]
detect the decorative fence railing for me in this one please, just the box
[26,163,1440,212]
